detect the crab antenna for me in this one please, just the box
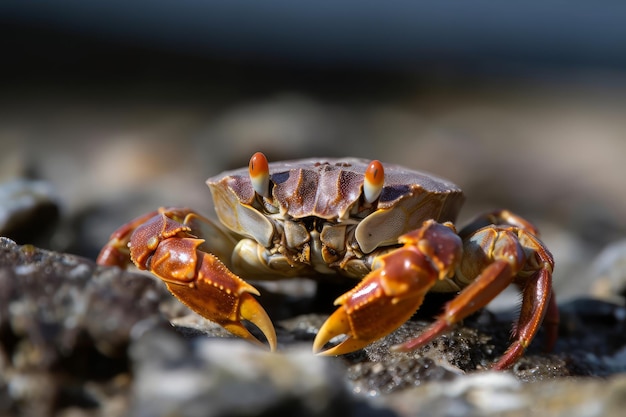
[249,152,271,198]
[364,160,384,203]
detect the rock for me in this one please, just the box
[0,179,60,248]
[0,237,170,416]
[589,239,626,304]
[130,328,354,417]
[377,372,626,417]
[2,239,626,417]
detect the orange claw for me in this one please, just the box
[154,240,277,351]
[98,208,277,351]
[391,223,556,370]
[97,210,160,268]
[314,221,462,356]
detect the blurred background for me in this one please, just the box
[2,1,626,303]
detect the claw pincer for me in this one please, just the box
[315,215,556,371]
[126,210,276,351]
[314,221,462,355]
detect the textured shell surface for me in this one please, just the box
[207,157,463,220]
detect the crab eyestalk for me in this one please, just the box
[364,160,384,204]
[249,152,271,198]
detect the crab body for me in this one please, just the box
[208,158,463,282]
[97,153,558,370]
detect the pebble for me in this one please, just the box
[589,239,626,304]
[0,179,60,247]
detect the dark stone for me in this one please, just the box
[0,180,60,248]
[0,237,169,416]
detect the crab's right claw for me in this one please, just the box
[154,241,277,351]
[220,291,277,351]
[156,244,277,351]
[126,213,277,351]
[97,210,161,267]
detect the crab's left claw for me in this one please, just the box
[312,248,437,356]
[314,221,462,356]
[312,306,363,355]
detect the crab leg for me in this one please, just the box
[97,207,277,351]
[459,209,540,239]
[493,267,555,369]
[392,259,516,353]
[495,232,557,369]
[393,227,556,370]
[461,210,559,354]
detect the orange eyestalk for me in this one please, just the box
[249,152,270,198]
[364,160,384,203]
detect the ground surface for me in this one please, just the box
[1,237,626,417]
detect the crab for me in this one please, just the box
[97,152,558,370]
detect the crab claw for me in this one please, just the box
[97,210,161,268]
[156,240,276,351]
[313,248,438,355]
[221,291,277,351]
[313,221,462,356]
[128,214,277,351]
[156,240,277,350]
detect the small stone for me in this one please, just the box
[0,179,60,247]
[130,327,353,417]
[0,238,171,415]
[379,372,626,417]
[589,239,626,304]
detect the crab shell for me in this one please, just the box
[207,158,465,277]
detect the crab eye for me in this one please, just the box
[364,160,384,203]
[249,152,270,198]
